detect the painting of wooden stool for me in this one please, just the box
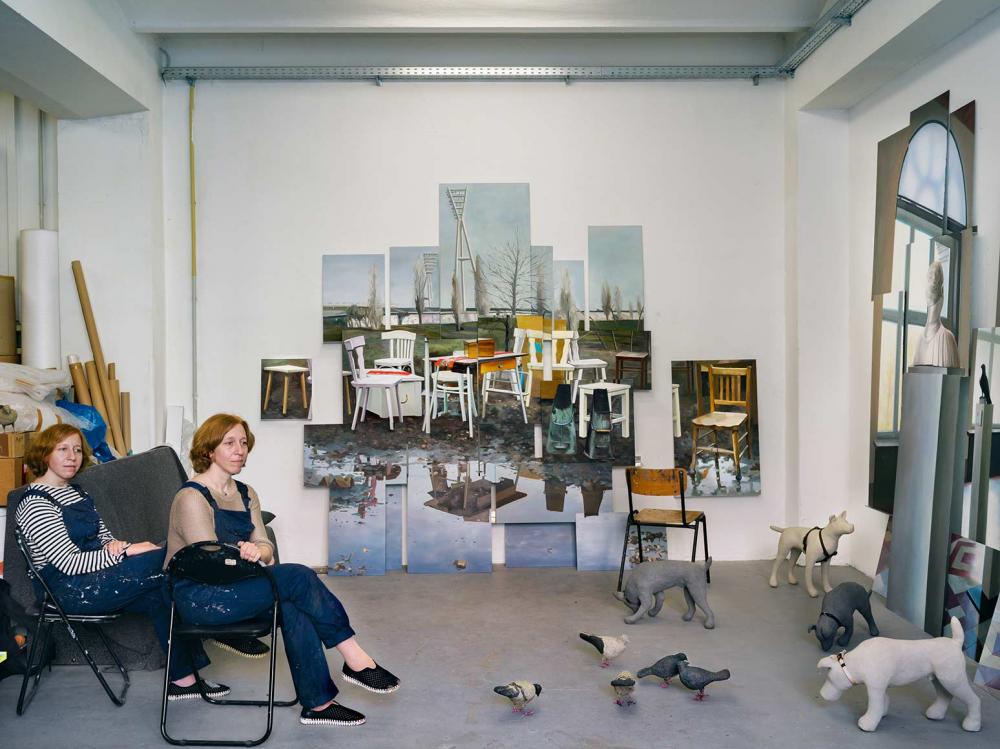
[261,361,311,418]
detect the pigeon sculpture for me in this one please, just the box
[611,671,636,706]
[636,653,688,687]
[579,633,629,668]
[677,661,731,701]
[493,681,542,716]
[981,364,992,405]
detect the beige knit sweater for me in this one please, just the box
[164,481,275,567]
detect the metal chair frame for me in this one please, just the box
[617,468,710,592]
[160,541,298,747]
[14,527,130,716]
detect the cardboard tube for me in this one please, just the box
[71,261,126,454]
[67,356,92,406]
[120,392,131,454]
[84,359,109,429]
[108,362,116,380]
[110,377,121,426]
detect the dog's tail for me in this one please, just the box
[702,557,713,571]
[613,591,626,602]
[948,616,964,647]
[769,525,785,533]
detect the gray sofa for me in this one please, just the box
[3,445,278,670]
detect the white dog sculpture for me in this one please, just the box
[768,511,854,597]
[817,616,981,733]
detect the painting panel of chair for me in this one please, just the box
[344,335,404,431]
[617,467,709,591]
[689,365,753,480]
[567,331,608,402]
[481,327,528,423]
[374,330,417,372]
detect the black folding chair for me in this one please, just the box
[160,541,297,747]
[14,527,130,715]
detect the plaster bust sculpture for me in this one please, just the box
[911,260,960,368]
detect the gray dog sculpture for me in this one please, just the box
[614,558,715,628]
[809,581,879,651]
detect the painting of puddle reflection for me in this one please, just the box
[505,523,576,568]
[494,461,613,524]
[405,456,493,574]
[327,474,386,576]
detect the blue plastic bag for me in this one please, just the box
[55,399,116,463]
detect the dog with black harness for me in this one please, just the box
[809,581,879,651]
[768,511,854,597]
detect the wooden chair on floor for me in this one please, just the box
[689,365,753,481]
[617,467,709,592]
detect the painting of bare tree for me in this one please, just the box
[322,254,386,342]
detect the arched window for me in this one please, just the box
[897,121,966,228]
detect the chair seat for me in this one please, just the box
[691,411,747,429]
[373,357,411,368]
[571,359,607,368]
[633,508,704,526]
[40,604,123,624]
[173,617,273,638]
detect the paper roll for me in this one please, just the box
[18,229,61,369]
[85,359,109,428]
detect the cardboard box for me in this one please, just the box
[0,276,13,356]
[0,432,25,458]
[0,457,24,506]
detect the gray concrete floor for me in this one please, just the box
[2,561,999,748]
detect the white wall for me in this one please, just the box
[841,11,1000,576]
[162,79,788,568]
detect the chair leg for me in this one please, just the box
[691,522,699,563]
[386,387,395,431]
[689,424,700,474]
[91,625,131,706]
[617,519,632,592]
[17,615,52,715]
[351,387,363,430]
[731,428,742,480]
[635,523,644,563]
[702,516,711,583]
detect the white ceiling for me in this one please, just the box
[115,0,832,35]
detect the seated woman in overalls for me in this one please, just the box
[165,413,399,727]
[14,424,227,700]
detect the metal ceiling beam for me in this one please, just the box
[160,0,870,84]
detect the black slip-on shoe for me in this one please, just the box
[210,636,270,659]
[341,662,400,694]
[168,680,231,701]
[299,702,366,726]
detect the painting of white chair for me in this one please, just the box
[374,330,417,372]
[344,335,412,431]
[567,331,608,402]
[481,328,528,423]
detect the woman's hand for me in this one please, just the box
[237,541,262,563]
[104,540,128,557]
[124,541,161,556]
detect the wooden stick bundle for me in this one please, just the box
[71,261,127,455]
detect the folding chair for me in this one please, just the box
[14,527,129,716]
[160,541,298,747]
[617,467,710,592]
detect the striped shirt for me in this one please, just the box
[15,483,123,576]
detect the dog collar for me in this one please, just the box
[834,651,857,685]
[820,611,846,629]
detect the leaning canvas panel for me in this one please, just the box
[385,484,404,572]
[494,461,612,524]
[943,534,1000,661]
[388,246,440,326]
[322,253,386,342]
[260,358,312,420]
[405,455,493,574]
[574,512,667,571]
[504,523,576,568]
[328,475,387,577]
[553,260,584,332]
[303,424,408,489]
[671,358,761,497]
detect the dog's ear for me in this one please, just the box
[808,625,816,632]
[828,514,836,523]
[839,511,847,519]
[817,655,835,670]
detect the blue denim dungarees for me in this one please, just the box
[29,485,208,681]
[175,480,355,708]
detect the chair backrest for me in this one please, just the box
[708,365,752,412]
[524,329,545,367]
[343,335,367,379]
[625,467,689,522]
[511,328,527,356]
[552,330,574,365]
[381,330,416,361]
